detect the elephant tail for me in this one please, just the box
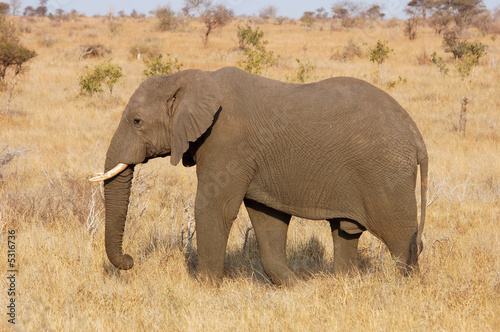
[416,153,428,255]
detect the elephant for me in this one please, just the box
[90,66,428,286]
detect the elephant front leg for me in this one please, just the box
[195,180,246,284]
[329,219,362,275]
[244,199,294,286]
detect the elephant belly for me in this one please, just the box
[245,166,366,222]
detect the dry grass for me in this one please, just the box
[1,16,499,331]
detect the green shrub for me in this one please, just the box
[79,60,123,95]
[442,30,467,59]
[455,42,486,79]
[386,76,408,89]
[435,30,486,79]
[237,24,264,50]
[370,40,393,65]
[295,58,316,83]
[442,30,486,63]
[430,52,449,76]
[237,25,277,75]
[142,54,183,77]
[239,47,277,75]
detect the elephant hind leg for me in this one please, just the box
[244,199,294,286]
[384,227,420,276]
[329,219,363,275]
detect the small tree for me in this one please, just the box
[331,1,365,28]
[10,0,21,16]
[332,5,349,21]
[315,7,329,20]
[300,11,315,28]
[430,0,487,33]
[405,7,419,40]
[143,54,183,77]
[366,5,385,21]
[405,17,418,40]
[259,5,277,21]
[0,15,37,114]
[150,5,177,31]
[184,0,233,47]
[35,0,47,16]
[79,61,123,96]
[0,3,9,15]
[407,0,433,21]
[22,6,32,16]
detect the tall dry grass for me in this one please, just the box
[0,16,499,331]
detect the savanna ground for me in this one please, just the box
[0,14,499,331]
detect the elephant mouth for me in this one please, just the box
[89,151,171,182]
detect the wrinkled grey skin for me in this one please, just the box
[100,67,428,285]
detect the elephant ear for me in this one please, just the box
[170,69,222,166]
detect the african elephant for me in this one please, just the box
[90,66,428,286]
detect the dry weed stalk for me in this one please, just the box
[459,96,468,137]
[0,146,28,168]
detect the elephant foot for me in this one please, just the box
[264,266,297,286]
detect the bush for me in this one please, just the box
[441,30,486,62]
[442,30,465,59]
[430,52,449,76]
[151,5,177,32]
[79,43,110,59]
[294,58,316,83]
[143,54,183,77]
[239,46,277,75]
[79,60,123,95]
[237,24,264,50]
[370,40,393,65]
[237,24,277,75]
[0,15,37,114]
[341,38,363,61]
[405,17,418,40]
[455,42,486,79]
[438,29,487,79]
[300,11,315,28]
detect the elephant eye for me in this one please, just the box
[133,118,141,126]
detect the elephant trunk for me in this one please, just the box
[103,155,135,270]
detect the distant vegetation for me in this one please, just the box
[0,12,36,114]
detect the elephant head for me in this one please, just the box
[90,70,222,270]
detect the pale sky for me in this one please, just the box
[18,0,500,18]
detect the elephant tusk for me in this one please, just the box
[89,163,128,182]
